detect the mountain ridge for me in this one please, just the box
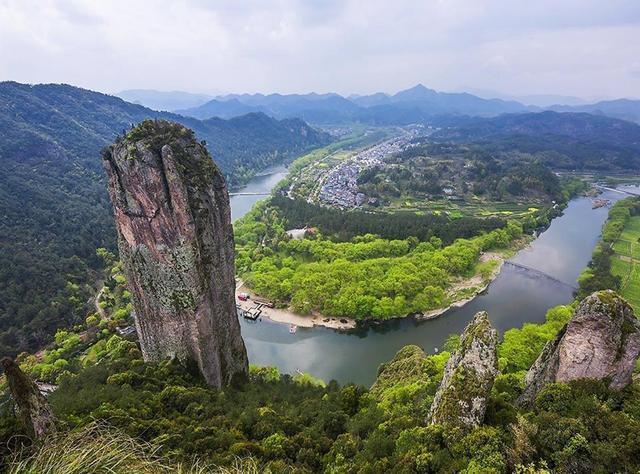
[116,89,215,111]
[550,98,640,124]
[178,83,531,123]
[176,84,640,125]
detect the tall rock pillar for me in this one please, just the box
[102,120,248,387]
[429,311,498,431]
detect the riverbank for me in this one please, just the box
[235,282,357,331]
[418,239,530,321]
[418,253,503,321]
[236,238,530,331]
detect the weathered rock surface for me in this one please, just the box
[103,120,248,387]
[428,311,498,430]
[519,290,640,406]
[1,357,56,439]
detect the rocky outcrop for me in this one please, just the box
[370,345,428,399]
[519,290,640,406]
[1,357,56,440]
[102,120,248,387]
[428,311,498,430]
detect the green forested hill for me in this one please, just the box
[433,111,640,170]
[0,82,329,356]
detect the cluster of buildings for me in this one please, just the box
[317,134,416,208]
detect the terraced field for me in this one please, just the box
[385,197,540,220]
[611,215,640,313]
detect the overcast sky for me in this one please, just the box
[1,0,639,99]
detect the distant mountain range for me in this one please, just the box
[0,81,329,356]
[116,89,215,112]
[175,84,529,124]
[549,99,640,125]
[170,83,640,125]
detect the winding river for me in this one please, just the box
[231,171,637,386]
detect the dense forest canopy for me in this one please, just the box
[356,141,565,205]
[2,253,639,473]
[433,111,640,171]
[233,195,553,321]
[242,224,523,319]
[269,195,508,242]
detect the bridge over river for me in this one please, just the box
[503,261,578,290]
[595,185,640,196]
[229,192,271,196]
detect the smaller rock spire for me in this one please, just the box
[428,311,498,431]
[519,290,640,406]
[1,357,56,440]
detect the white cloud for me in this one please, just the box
[0,0,638,98]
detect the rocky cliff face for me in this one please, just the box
[428,311,498,431]
[519,290,640,406]
[102,120,248,387]
[1,357,56,439]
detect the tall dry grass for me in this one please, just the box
[6,422,258,474]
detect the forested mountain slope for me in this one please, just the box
[0,82,329,357]
[433,111,640,170]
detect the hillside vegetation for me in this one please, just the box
[577,196,640,313]
[433,111,640,171]
[0,82,329,357]
[2,259,639,473]
[576,197,640,301]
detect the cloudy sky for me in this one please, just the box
[0,0,639,100]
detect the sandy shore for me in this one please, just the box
[417,240,531,321]
[235,282,356,330]
[417,259,503,321]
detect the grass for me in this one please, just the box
[6,423,259,474]
[611,215,640,313]
[612,239,633,258]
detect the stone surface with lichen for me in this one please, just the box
[428,311,498,431]
[1,357,56,440]
[519,290,640,406]
[102,120,248,388]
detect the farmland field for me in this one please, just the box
[611,215,640,313]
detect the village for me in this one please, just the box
[316,132,419,208]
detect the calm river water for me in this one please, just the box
[231,171,637,386]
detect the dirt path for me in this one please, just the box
[94,285,108,320]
